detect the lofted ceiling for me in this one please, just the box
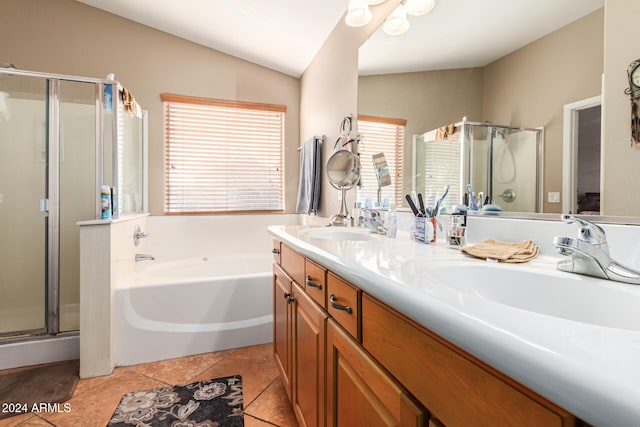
[76,0,604,78]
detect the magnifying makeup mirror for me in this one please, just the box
[372,152,391,206]
[326,149,361,226]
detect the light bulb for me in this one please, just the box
[383,4,410,35]
[405,0,435,16]
[345,0,372,27]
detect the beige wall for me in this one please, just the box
[482,9,604,213]
[300,0,402,219]
[0,0,300,215]
[359,68,484,198]
[602,0,640,216]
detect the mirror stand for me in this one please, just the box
[328,187,352,227]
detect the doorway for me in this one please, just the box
[562,96,602,214]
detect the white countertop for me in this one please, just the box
[268,224,640,427]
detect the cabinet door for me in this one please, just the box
[274,264,293,400]
[327,319,425,427]
[292,283,328,427]
[362,295,576,427]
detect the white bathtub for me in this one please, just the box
[115,254,274,366]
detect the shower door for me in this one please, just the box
[0,74,96,338]
[0,75,48,337]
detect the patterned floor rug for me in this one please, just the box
[108,375,243,427]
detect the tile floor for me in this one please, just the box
[0,343,298,427]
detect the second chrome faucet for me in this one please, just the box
[553,214,640,284]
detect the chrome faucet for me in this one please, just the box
[133,224,148,247]
[135,254,155,262]
[363,209,388,235]
[552,214,640,284]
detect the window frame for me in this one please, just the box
[162,93,286,215]
[356,114,406,207]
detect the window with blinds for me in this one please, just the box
[422,136,462,210]
[356,115,405,206]
[162,94,285,214]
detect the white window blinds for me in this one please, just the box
[356,115,405,206]
[422,137,461,210]
[162,94,285,214]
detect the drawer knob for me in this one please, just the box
[329,294,352,314]
[305,276,322,290]
[283,292,291,300]
[272,248,280,254]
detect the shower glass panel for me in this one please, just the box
[491,128,540,212]
[58,81,96,332]
[460,121,543,212]
[0,75,48,336]
[120,108,143,214]
[412,131,462,211]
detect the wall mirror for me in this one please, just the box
[356,0,626,219]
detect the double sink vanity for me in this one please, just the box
[268,221,640,427]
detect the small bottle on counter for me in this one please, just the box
[101,185,112,220]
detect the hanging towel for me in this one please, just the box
[120,87,141,117]
[435,124,456,140]
[296,136,322,214]
[461,239,539,263]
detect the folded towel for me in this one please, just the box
[435,124,456,140]
[296,136,322,214]
[461,239,539,263]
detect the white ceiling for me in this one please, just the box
[359,0,604,75]
[76,0,346,78]
[76,0,604,78]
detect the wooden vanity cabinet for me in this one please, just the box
[362,294,578,427]
[326,319,426,427]
[275,243,328,427]
[273,240,580,426]
[273,263,293,400]
[292,282,328,427]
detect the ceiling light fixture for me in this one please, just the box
[367,0,387,4]
[383,0,435,36]
[383,3,410,35]
[405,0,435,16]
[345,0,373,27]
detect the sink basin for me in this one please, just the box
[302,228,375,241]
[420,262,640,331]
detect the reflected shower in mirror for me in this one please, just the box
[412,119,543,214]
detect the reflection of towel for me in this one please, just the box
[435,124,456,140]
[296,136,323,214]
[120,87,141,117]
[461,239,539,263]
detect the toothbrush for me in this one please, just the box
[433,184,450,217]
[466,184,478,210]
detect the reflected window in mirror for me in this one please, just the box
[357,114,405,206]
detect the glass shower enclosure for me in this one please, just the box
[413,118,543,213]
[0,68,146,341]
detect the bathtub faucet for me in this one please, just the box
[135,254,155,262]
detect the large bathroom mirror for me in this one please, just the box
[357,0,613,218]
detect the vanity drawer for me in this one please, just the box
[362,295,576,427]
[327,272,359,340]
[272,240,281,265]
[304,259,327,309]
[281,244,305,286]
